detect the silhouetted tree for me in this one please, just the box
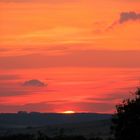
[111,88,140,140]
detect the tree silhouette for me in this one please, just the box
[111,88,140,140]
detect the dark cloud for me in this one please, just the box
[23,79,46,87]
[107,11,140,30]
[0,81,50,97]
[119,12,140,24]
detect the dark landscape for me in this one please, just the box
[0,112,112,139]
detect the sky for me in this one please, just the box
[0,0,140,113]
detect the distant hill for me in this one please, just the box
[0,112,111,127]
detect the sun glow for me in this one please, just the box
[62,111,76,114]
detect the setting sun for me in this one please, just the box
[62,111,76,114]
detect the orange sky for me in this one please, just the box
[0,0,140,113]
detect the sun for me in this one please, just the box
[62,110,76,114]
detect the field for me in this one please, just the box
[0,113,112,139]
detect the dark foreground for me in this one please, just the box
[0,133,112,140]
[0,113,112,139]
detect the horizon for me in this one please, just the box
[0,111,112,114]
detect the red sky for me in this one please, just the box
[0,0,140,113]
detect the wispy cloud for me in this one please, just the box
[107,11,140,30]
[1,50,140,69]
[0,74,19,80]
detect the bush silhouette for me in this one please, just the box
[111,88,140,140]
